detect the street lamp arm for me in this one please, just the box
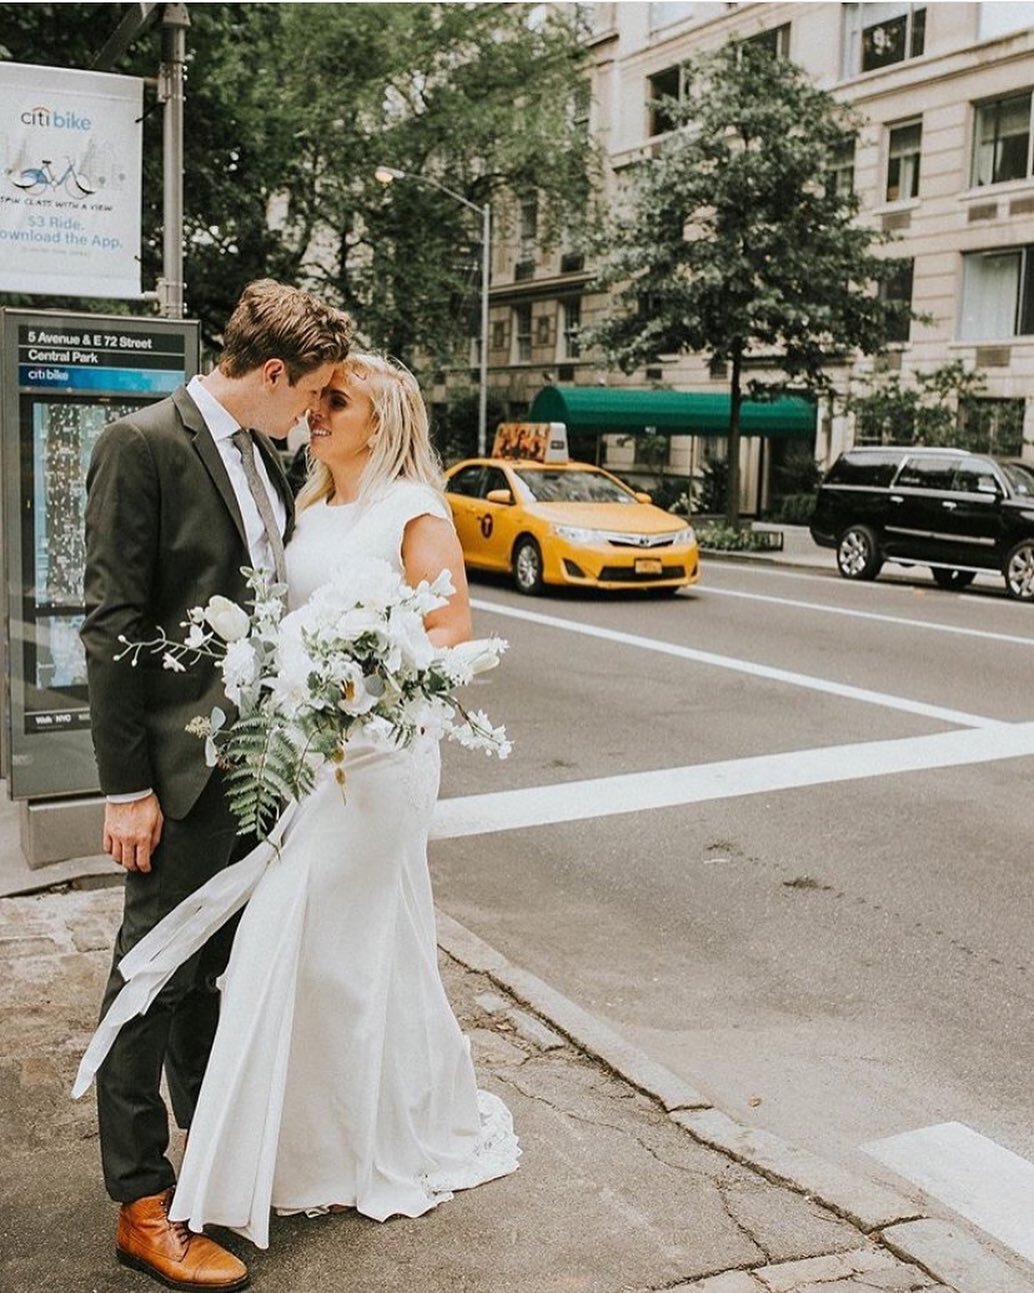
[375,163,492,458]
[375,165,484,217]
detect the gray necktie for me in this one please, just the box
[231,428,287,584]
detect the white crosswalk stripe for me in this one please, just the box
[432,723,1034,839]
[863,1122,1034,1265]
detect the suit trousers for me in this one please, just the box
[96,771,244,1202]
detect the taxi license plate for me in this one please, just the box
[635,557,663,575]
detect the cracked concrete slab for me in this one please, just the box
[1,888,870,1293]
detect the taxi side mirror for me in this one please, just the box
[485,488,514,506]
[634,491,653,504]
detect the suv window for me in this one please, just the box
[826,452,902,486]
[895,455,959,490]
[447,466,484,497]
[1002,461,1034,497]
[953,463,1001,495]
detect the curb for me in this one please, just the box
[436,908,1034,1293]
[699,549,836,575]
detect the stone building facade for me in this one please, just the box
[436,2,1034,513]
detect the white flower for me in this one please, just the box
[448,709,512,758]
[184,622,209,650]
[162,652,186,673]
[220,640,260,704]
[204,595,250,642]
[442,637,507,684]
[335,661,380,716]
[388,607,435,673]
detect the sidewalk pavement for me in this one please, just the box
[2,881,1032,1293]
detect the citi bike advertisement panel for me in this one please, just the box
[1,310,199,799]
[0,62,143,298]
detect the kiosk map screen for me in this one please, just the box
[24,397,144,729]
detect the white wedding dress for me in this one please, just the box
[164,480,520,1248]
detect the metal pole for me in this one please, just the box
[478,203,491,458]
[159,3,189,318]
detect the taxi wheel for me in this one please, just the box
[512,537,544,595]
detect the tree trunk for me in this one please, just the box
[726,346,743,528]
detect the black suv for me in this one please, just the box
[810,446,1034,600]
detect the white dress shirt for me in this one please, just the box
[107,378,288,805]
[187,374,287,574]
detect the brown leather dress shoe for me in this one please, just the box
[116,1188,249,1291]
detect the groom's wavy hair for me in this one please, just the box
[219,279,353,383]
[297,353,443,511]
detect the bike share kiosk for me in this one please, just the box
[0,310,199,865]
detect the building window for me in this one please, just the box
[828,138,856,198]
[648,65,687,137]
[512,304,532,363]
[960,245,1034,340]
[535,314,553,347]
[559,298,582,360]
[746,23,791,57]
[515,194,538,279]
[879,258,914,343]
[843,4,926,77]
[958,397,1026,455]
[972,92,1032,187]
[491,320,507,351]
[886,120,922,201]
[570,80,591,135]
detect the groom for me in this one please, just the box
[82,279,352,1289]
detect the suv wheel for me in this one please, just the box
[1005,540,1034,601]
[931,568,976,592]
[513,536,544,595]
[836,525,883,581]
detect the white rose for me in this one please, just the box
[204,595,250,642]
[220,640,260,704]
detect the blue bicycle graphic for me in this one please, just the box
[10,157,95,198]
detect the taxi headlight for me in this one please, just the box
[553,524,604,544]
[671,525,696,545]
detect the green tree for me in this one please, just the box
[590,40,910,526]
[1,3,595,361]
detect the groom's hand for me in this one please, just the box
[103,795,164,873]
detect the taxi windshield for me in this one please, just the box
[514,469,636,504]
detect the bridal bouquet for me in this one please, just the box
[115,559,511,836]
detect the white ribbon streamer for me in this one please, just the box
[72,802,298,1100]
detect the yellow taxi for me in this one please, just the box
[443,454,700,595]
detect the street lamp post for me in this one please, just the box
[375,166,491,457]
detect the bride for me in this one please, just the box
[157,353,518,1247]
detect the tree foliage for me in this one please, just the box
[845,361,993,448]
[0,3,594,363]
[590,41,911,524]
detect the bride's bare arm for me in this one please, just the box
[402,513,473,647]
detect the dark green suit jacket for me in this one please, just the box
[81,385,295,820]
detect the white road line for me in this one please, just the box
[702,586,1034,647]
[862,1122,1034,1264]
[432,723,1034,839]
[470,598,1002,730]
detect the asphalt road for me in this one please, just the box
[432,556,1034,1247]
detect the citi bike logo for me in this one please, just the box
[20,105,92,131]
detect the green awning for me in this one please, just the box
[528,386,816,439]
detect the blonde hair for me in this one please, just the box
[219,279,353,383]
[297,352,444,511]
